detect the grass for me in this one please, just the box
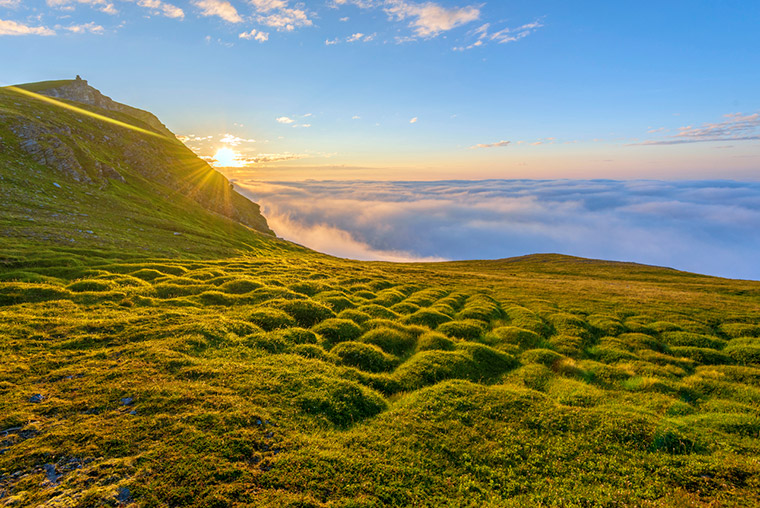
[2,80,760,506]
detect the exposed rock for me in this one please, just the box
[11,122,92,184]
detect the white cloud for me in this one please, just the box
[347,32,364,42]
[471,140,510,149]
[58,21,104,33]
[193,0,242,23]
[234,179,760,279]
[257,7,312,30]
[0,0,20,7]
[409,117,418,123]
[384,0,480,37]
[352,115,361,120]
[0,18,55,36]
[136,0,184,19]
[239,28,269,41]
[220,133,256,145]
[277,116,295,124]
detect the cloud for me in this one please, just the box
[409,117,418,123]
[136,0,184,19]
[193,0,242,23]
[220,133,256,145]
[57,21,105,33]
[0,19,55,36]
[234,179,760,280]
[239,28,269,41]
[637,112,760,146]
[384,0,479,37]
[0,0,20,7]
[454,20,542,50]
[277,116,295,124]
[471,140,510,149]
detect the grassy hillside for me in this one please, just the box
[1,82,760,506]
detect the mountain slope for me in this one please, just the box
[1,81,759,507]
[0,78,277,259]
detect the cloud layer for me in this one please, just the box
[234,179,760,280]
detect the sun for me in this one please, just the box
[213,147,242,167]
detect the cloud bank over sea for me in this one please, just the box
[234,179,760,280]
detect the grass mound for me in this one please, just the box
[360,327,416,355]
[295,375,387,427]
[247,307,296,331]
[436,319,484,340]
[312,318,363,348]
[331,341,395,372]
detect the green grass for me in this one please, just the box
[2,80,760,506]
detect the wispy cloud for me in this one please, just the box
[471,140,510,149]
[409,116,418,124]
[136,0,184,19]
[637,112,760,146]
[276,116,295,124]
[239,28,268,41]
[193,0,242,23]
[0,18,55,36]
[454,20,542,51]
[220,133,256,145]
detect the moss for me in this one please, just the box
[436,319,484,340]
[486,326,541,349]
[336,309,372,325]
[312,318,363,348]
[331,341,395,373]
[403,309,452,328]
[272,299,336,327]
[67,279,114,292]
[247,307,297,331]
[360,327,416,356]
[416,331,456,352]
[218,278,263,294]
[520,348,564,367]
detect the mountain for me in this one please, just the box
[1,77,277,260]
[1,80,759,507]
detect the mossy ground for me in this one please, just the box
[1,251,760,506]
[2,81,760,506]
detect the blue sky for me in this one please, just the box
[2,0,759,179]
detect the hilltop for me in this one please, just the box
[0,80,759,507]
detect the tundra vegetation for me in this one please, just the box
[1,82,759,506]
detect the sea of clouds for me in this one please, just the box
[234,179,760,280]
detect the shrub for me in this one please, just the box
[337,309,373,325]
[436,319,484,340]
[296,376,387,427]
[218,278,263,294]
[404,309,452,328]
[313,319,363,348]
[669,347,732,365]
[487,326,541,349]
[520,348,564,367]
[331,341,395,373]
[247,307,296,331]
[662,331,727,350]
[361,327,416,356]
[67,279,113,292]
[416,331,456,352]
[273,299,336,327]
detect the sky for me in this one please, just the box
[235,179,760,280]
[2,0,759,179]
